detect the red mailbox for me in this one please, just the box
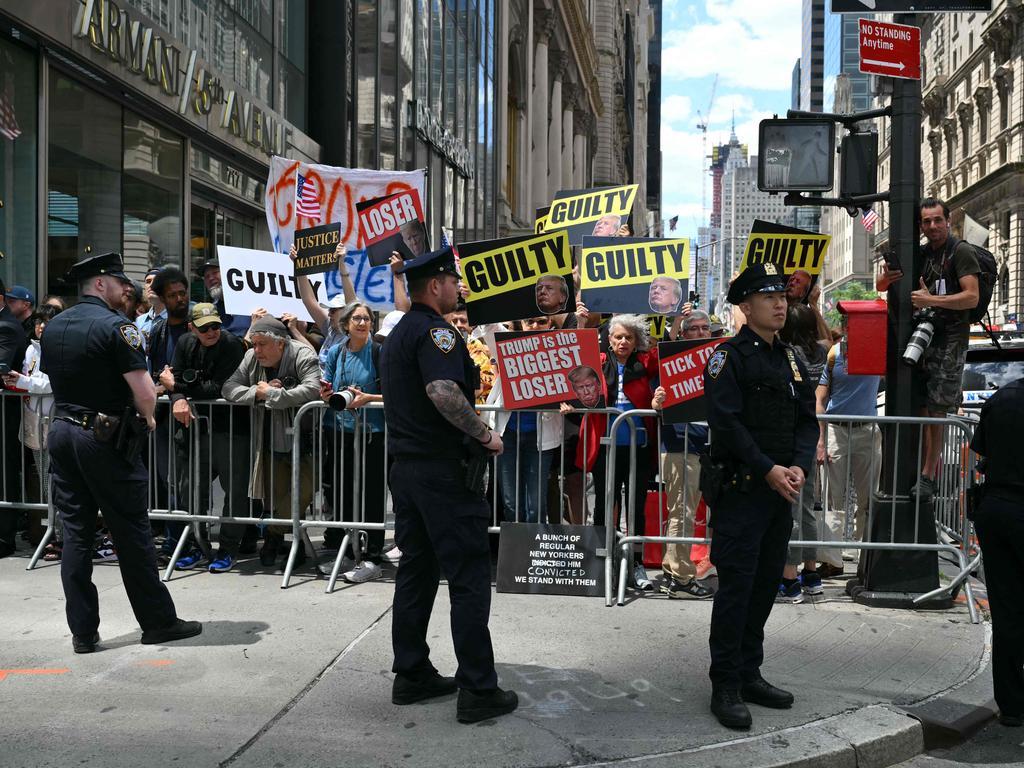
[837,299,888,375]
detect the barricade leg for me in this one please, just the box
[324,532,353,594]
[26,522,54,570]
[162,524,192,582]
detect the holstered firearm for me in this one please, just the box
[699,453,730,507]
[462,435,492,500]
[115,406,149,463]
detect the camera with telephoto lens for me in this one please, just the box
[328,389,356,411]
[902,308,941,366]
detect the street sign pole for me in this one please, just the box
[851,13,950,608]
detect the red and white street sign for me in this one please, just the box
[858,19,921,81]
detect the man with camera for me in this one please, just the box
[164,304,249,573]
[877,198,979,500]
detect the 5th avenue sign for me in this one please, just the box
[832,0,991,11]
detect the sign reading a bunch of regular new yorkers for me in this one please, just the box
[832,0,990,12]
[859,19,921,81]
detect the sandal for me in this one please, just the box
[43,542,62,562]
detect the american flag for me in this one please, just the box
[861,206,878,232]
[668,216,678,232]
[441,227,453,247]
[295,173,321,221]
[0,90,21,141]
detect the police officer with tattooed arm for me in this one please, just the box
[380,246,519,724]
[41,253,201,654]
[701,263,818,729]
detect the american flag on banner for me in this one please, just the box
[861,206,878,232]
[0,89,21,141]
[295,173,321,221]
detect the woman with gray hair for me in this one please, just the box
[568,313,660,591]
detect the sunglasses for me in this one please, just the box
[197,323,222,333]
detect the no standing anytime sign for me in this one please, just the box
[858,19,921,81]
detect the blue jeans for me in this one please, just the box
[498,429,554,524]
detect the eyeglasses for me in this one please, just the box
[349,316,372,324]
[198,323,222,333]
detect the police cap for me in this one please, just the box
[726,263,787,305]
[398,246,461,282]
[65,252,131,284]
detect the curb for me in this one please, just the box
[567,705,924,768]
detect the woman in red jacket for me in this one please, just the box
[569,313,659,590]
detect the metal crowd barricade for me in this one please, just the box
[0,390,55,569]
[603,410,983,625]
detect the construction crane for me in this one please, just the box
[694,74,719,230]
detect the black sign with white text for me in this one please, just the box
[496,523,606,597]
[831,0,990,12]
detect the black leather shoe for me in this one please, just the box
[741,676,794,709]
[392,672,458,705]
[259,535,280,566]
[456,687,519,724]
[711,688,751,729]
[999,713,1023,727]
[140,618,203,645]
[73,632,100,654]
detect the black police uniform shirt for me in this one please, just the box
[380,302,476,460]
[40,295,148,416]
[970,379,1024,500]
[703,324,818,480]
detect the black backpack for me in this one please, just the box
[942,237,997,324]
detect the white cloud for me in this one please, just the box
[662,0,801,91]
[661,94,693,126]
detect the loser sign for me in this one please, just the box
[859,19,921,81]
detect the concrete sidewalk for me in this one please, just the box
[0,552,986,768]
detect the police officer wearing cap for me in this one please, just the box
[380,246,519,724]
[41,252,202,654]
[701,263,818,729]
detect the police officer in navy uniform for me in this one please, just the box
[969,378,1024,728]
[41,252,202,654]
[380,246,519,724]
[702,263,818,729]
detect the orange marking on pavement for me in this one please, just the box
[0,668,69,682]
[133,659,175,668]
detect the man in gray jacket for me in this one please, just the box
[222,316,320,567]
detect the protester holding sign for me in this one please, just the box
[320,302,387,584]
[356,190,429,266]
[547,184,638,245]
[564,314,658,591]
[651,309,716,600]
[446,299,494,403]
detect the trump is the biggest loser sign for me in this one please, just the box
[494,328,604,410]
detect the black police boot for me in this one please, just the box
[740,676,794,709]
[140,618,203,645]
[239,525,259,555]
[392,672,458,705]
[456,687,519,724]
[73,632,100,654]
[710,688,752,729]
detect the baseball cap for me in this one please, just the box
[190,302,222,329]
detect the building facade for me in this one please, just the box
[920,4,1024,323]
[496,0,656,238]
[0,0,503,302]
[800,0,825,112]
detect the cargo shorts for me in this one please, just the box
[922,334,968,414]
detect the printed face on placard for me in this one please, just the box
[535,275,569,315]
[569,366,604,408]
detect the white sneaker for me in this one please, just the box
[383,547,402,564]
[342,561,383,584]
[632,563,654,591]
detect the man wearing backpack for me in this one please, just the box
[877,198,980,501]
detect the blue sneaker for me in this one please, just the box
[776,579,804,604]
[800,570,824,596]
[174,549,209,570]
[209,553,236,573]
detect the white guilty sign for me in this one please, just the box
[217,246,329,324]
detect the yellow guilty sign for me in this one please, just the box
[581,239,690,288]
[462,230,572,301]
[535,214,548,234]
[548,185,638,227]
[740,233,831,276]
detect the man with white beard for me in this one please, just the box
[196,258,251,337]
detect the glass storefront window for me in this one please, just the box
[0,37,38,293]
[123,112,183,277]
[47,74,122,299]
[190,201,256,303]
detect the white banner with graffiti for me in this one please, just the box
[264,157,426,309]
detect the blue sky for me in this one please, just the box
[660,0,802,236]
